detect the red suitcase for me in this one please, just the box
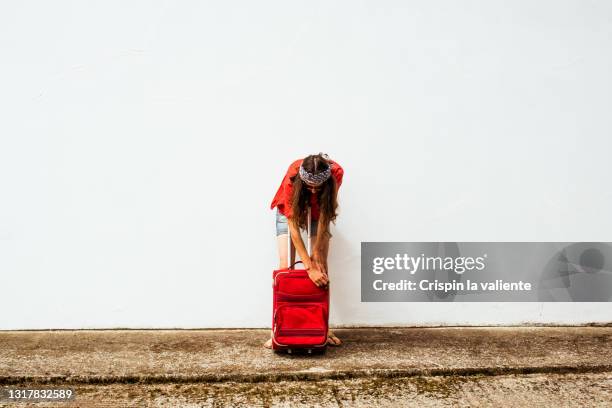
[272,208,329,354]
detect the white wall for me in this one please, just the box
[1,1,611,329]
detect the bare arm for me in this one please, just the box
[288,218,311,269]
[311,185,337,275]
[312,220,330,275]
[313,217,331,253]
[288,218,328,287]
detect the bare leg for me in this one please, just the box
[276,233,296,269]
[277,234,289,269]
[315,235,341,346]
[265,234,296,348]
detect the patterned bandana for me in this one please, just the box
[299,163,332,186]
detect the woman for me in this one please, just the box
[264,153,344,348]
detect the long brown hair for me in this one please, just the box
[290,153,339,238]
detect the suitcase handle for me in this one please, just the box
[288,207,311,269]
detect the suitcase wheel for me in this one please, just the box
[307,349,312,354]
[287,349,292,354]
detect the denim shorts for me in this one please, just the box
[275,209,318,236]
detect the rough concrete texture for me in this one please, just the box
[2,373,611,407]
[0,327,611,407]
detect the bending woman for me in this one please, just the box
[264,153,344,348]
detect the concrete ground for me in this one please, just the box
[0,327,611,407]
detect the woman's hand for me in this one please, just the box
[307,265,329,287]
[312,252,328,276]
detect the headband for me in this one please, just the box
[299,162,332,186]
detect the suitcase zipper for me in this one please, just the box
[276,328,326,336]
[275,291,327,302]
[273,302,326,324]
[273,303,327,347]
[272,337,327,348]
[274,270,309,286]
[273,271,290,287]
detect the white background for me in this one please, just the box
[1,1,611,329]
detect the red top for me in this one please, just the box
[270,158,344,220]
